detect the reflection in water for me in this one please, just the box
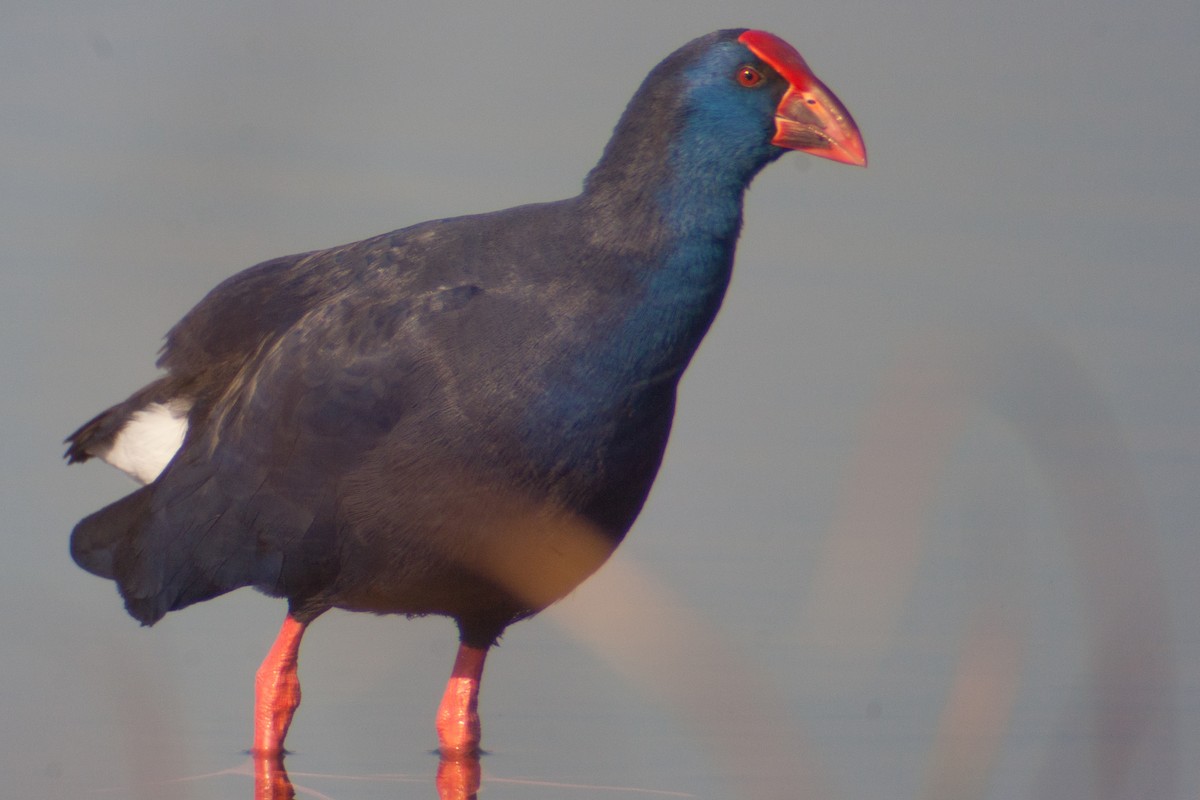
[253,754,294,800]
[252,752,481,800]
[247,751,697,798]
[435,756,482,800]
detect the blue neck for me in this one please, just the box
[524,149,761,456]
[610,112,779,376]
[520,49,785,470]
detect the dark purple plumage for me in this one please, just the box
[65,28,864,755]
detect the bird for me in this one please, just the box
[65,28,865,758]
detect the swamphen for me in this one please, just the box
[65,28,865,757]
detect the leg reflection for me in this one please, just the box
[436,752,482,800]
[250,750,481,799]
[253,753,295,800]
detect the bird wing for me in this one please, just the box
[97,215,546,623]
[64,249,323,466]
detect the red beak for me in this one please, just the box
[739,30,867,167]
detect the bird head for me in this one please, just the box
[736,30,866,166]
[582,29,865,238]
[673,29,866,169]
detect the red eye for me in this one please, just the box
[737,66,764,87]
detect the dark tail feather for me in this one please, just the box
[71,482,253,626]
[70,486,181,626]
[70,487,153,581]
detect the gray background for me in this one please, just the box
[4,2,1198,798]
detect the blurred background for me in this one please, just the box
[4,1,1197,798]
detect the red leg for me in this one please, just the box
[436,643,488,757]
[252,614,309,756]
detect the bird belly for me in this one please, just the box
[327,488,619,624]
